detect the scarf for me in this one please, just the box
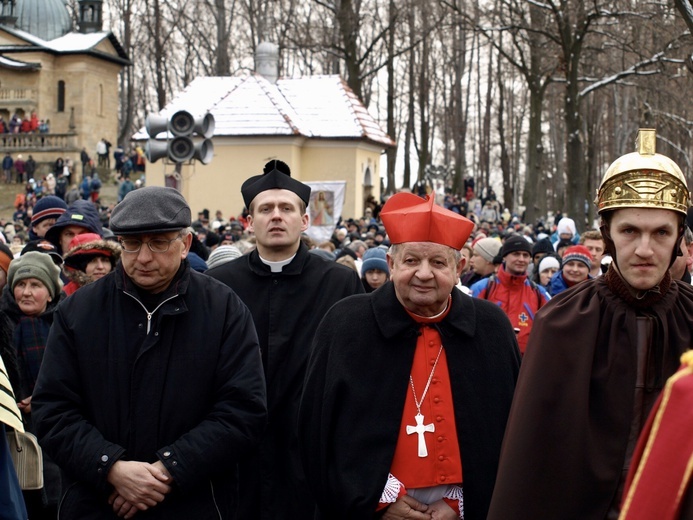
[13,315,51,398]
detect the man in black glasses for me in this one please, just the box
[32,186,267,519]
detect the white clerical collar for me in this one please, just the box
[408,298,450,320]
[259,253,296,273]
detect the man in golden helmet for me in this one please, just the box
[488,129,693,520]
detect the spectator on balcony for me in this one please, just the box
[38,120,49,133]
[14,155,25,184]
[0,115,7,133]
[2,153,13,184]
[20,118,31,133]
[25,155,36,181]
[8,114,20,134]
[29,110,39,133]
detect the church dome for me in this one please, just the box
[14,0,72,41]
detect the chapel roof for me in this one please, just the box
[14,0,72,41]
[133,74,395,148]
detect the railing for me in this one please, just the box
[0,132,78,153]
[0,87,38,104]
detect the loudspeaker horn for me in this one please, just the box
[193,139,214,165]
[145,114,169,138]
[168,136,195,162]
[193,113,215,139]
[169,111,195,137]
[145,140,168,163]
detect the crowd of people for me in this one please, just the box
[0,128,692,519]
[0,111,49,135]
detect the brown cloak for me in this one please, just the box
[488,275,693,519]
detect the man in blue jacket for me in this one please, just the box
[33,187,267,519]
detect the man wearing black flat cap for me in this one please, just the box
[32,186,267,519]
[207,160,363,520]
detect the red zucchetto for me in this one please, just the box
[380,193,474,250]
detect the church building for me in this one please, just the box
[0,0,129,177]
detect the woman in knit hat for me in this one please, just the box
[61,233,121,296]
[533,254,561,290]
[1,251,64,518]
[360,247,389,293]
[548,245,593,296]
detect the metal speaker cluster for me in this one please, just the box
[144,110,215,165]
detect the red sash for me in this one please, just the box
[620,351,693,520]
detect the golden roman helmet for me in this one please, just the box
[595,128,690,216]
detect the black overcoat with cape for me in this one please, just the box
[206,243,363,519]
[488,274,693,520]
[298,283,521,520]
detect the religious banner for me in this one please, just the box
[305,181,346,242]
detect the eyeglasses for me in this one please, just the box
[119,235,183,253]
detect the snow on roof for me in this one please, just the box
[1,24,126,60]
[45,31,111,52]
[133,74,394,147]
[0,55,40,70]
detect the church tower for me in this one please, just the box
[0,0,17,27]
[78,0,103,33]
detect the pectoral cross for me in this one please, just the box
[406,413,435,457]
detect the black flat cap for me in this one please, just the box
[110,186,191,235]
[241,160,311,209]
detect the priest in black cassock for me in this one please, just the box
[206,160,363,519]
[298,192,520,520]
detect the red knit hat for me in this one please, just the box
[380,193,474,250]
[562,245,593,268]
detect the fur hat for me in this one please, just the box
[361,247,389,277]
[8,251,63,300]
[500,235,532,258]
[562,245,593,269]
[474,237,502,263]
[62,233,121,286]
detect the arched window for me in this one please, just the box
[57,80,65,112]
[363,166,372,187]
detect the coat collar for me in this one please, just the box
[115,259,190,301]
[371,282,477,339]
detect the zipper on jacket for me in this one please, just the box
[210,480,222,519]
[124,291,179,334]
[57,482,77,519]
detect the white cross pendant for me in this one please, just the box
[406,412,435,457]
